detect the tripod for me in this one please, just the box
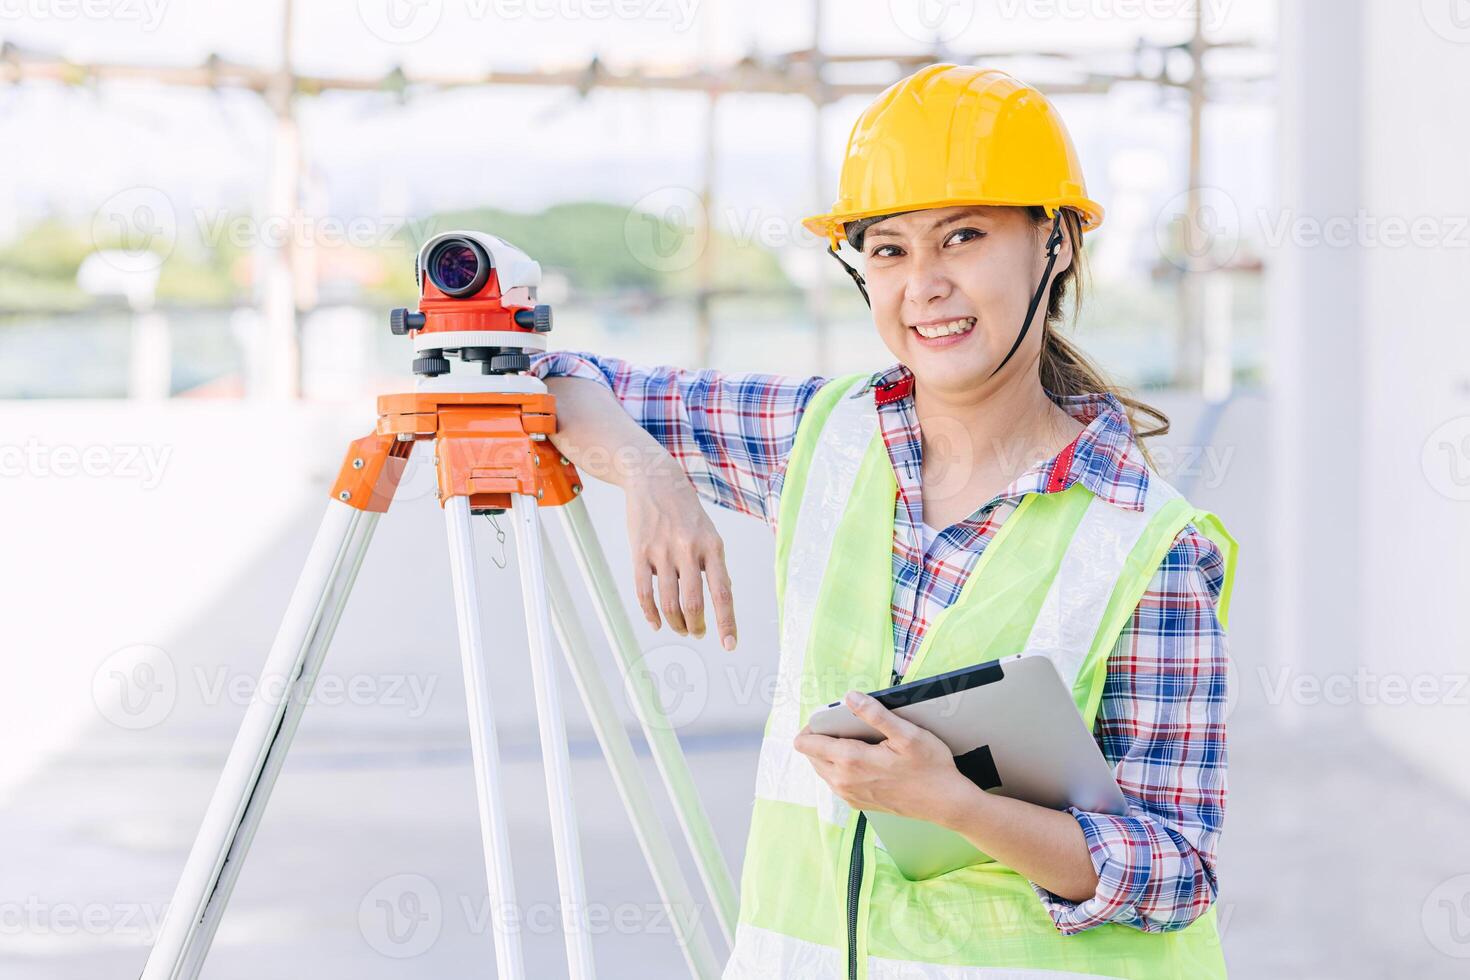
[140,373,737,979]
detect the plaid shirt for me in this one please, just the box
[528,350,1228,937]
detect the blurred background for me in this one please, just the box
[3,0,1467,976]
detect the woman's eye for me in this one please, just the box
[945,227,984,246]
[870,244,901,258]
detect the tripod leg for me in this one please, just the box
[555,496,739,945]
[507,493,597,979]
[540,525,723,980]
[142,500,379,980]
[444,495,526,980]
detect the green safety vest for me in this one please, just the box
[722,373,1239,980]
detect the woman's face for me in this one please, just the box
[860,205,1072,396]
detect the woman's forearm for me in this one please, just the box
[934,781,1100,903]
[543,376,684,489]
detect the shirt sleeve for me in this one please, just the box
[526,349,828,526]
[1031,523,1229,934]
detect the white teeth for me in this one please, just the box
[912,317,975,339]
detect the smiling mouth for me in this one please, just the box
[910,317,976,339]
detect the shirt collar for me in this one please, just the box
[857,363,1151,512]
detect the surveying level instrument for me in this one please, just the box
[141,231,737,980]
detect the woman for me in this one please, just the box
[530,64,1236,980]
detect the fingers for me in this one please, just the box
[657,555,689,636]
[702,547,738,651]
[678,552,706,639]
[632,560,661,631]
[793,729,861,764]
[843,690,923,746]
[792,730,835,761]
[636,533,736,648]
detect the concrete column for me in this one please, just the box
[1268,0,1365,728]
[1359,0,1470,796]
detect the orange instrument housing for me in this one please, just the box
[413,265,540,340]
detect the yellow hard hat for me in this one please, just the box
[803,64,1104,250]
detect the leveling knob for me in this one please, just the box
[390,308,427,335]
[514,304,553,333]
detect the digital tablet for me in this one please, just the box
[806,653,1127,881]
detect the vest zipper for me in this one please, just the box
[846,811,868,980]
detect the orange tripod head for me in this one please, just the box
[389,230,554,378]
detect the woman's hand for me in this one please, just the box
[624,473,739,651]
[793,691,975,821]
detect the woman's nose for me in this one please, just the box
[902,253,953,306]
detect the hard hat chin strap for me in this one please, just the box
[989,210,1065,380]
[824,209,1065,380]
[826,244,870,307]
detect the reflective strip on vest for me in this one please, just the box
[1022,469,1182,688]
[769,383,880,743]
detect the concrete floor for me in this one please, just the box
[8,390,1469,978]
